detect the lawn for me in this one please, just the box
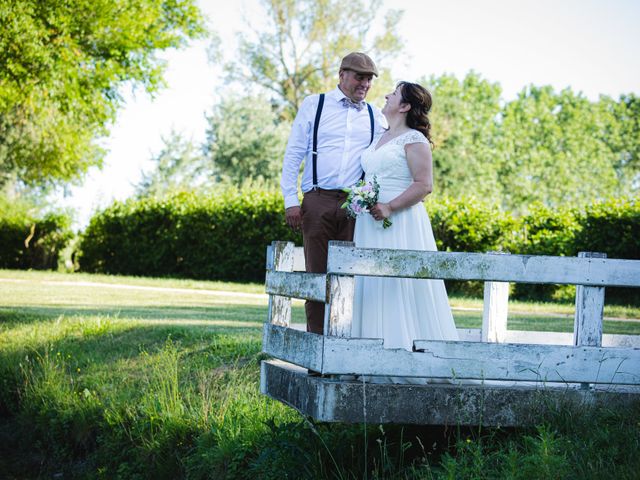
[0,269,638,479]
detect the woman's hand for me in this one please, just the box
[370,202,392,222]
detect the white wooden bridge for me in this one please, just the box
[260,241,640,426]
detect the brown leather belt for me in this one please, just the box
[306,188,347,197]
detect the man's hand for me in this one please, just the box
[285,206,303,231]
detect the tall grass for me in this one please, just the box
[1,272,639,478]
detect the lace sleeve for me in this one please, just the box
[402,130,428,146]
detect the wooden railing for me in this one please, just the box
[263,240,640,385]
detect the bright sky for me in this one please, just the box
[56,0,640,228]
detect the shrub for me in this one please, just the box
[574,197,639,260]
[0,208,74,270]
[427,196,516,253]
[78,188,301,282]
[509,202,581,257]
[77,196,181,277]
[77,190,639,303]
[574,198,640,303]
[427,196,516,297]
[508,203,582,300]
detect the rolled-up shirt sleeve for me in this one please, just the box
[281,96,314,209]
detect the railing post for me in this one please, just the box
[574,251,606,389]
[266,241,295,327]
[325,241,355,337]
[574,251,606,348]
[481,252,510,343]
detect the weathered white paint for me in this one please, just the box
[503,331,640,347]
[317,337,640,384]
[293,247,305,272]
[282,326,640,348]
[326,244,640,287]
[325,241,356,337]
[262,323,324,372]
[326,273,355,337]
[261,359,640,426]
[482,280,509,342]
[265,271,326,302]
[262,325,640,384]
[260,240,640,421]
[574,252,606,347]
[266,241,295,327]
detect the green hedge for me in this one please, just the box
[77,191,639,302]
[574,197,640,260]
[573,198,640,303]
[0,211,74,270]
[78,189,302,282]
[427,196,517,253]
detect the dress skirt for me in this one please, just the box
[351,191,459,351]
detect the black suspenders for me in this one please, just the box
[311,94,325,188]
[311,93,374,188]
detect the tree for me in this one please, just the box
[204,94,289,186]
[136,130,208,198]
[423,72,504,203]
[0,0,206,189]
[496,86,622,210]
[226,0,403,120]
[606,94,640,190]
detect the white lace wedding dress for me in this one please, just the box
[351,129,459,383]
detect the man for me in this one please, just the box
[281,52,386,335]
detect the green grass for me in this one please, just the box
[0,268,266,294]
[0,270,639,479]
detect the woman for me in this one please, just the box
[351,82,458,381]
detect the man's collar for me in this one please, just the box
[327,87,348,102]
[328,86,366,106]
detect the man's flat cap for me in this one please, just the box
[340,52,378,76]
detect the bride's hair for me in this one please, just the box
[398,81,434,148]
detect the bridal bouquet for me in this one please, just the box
[341,176,392,228]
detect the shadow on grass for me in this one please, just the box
[0,303,307,325]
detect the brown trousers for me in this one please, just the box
[301,189,355,334]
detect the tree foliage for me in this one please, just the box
[225,0,403,120]
[425,72,503,204]
[0,0,206,189]
[496,86,623,209]
[204,94,289,186]
[605,93,640,189]
[136,130,209,198]
[423,73,639,212]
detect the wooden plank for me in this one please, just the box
[604,334,640,348]
[262,324,323,372]
[326,245,640,287]
[266,241,295,327]
[320,337,640,384]
[505,330,572,345]
[451,329,640,347]
[293,247,305,272]
[482,280,509,342]
[574,252,606,347]
[456,330,640,347]
[457,328,481,341]
[261,359,640,427]
[276,327,640,348]
[326,274,355,337]
[409,340,640,384]
[325,241,355,337]
[265,271,326,302]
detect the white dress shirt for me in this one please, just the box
[281,87,387,209]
